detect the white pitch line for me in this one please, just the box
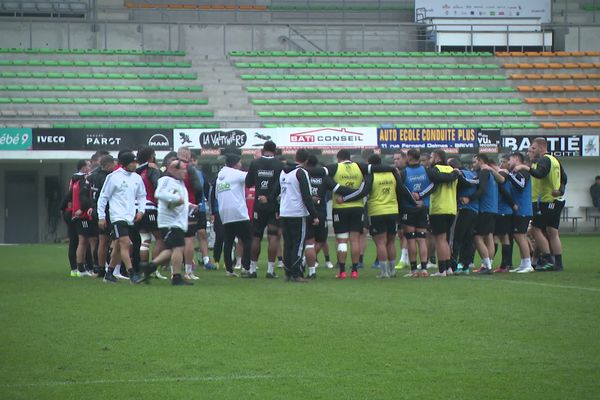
[466,276,600,293]
[0,374,284,389]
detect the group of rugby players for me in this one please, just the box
[60,136,567,285]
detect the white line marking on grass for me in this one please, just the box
[466,277,600,293]
[0,374,283,388]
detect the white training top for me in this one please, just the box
[154,175,189,231]
[216,166,249,224]
[97,167,147,224]
[279,166,310,218]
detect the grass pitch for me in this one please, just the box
[1,236,599,399]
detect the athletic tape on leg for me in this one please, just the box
[337,243,348,252]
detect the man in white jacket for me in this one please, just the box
[142,160,196,285]
[97,151,147,284]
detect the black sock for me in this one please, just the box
[325,255,330,262]
[278,256,283,262]
[420,261,428,270]
[429,255,437,264]
[554,254,563,268]
[541,253,552,266]
[438,260,447,273]
[339,263,345,273]
[77,263,85,273]
[359,254,364,264]
[351,263,358,272]
[107,266,115,276]
[410,261,417,271]
[127,268,135,277]
[501,244,512,268]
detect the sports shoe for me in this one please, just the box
[420,270,429,278]
[336,271,347,279]
[553,265,564,272]
[79,270,93,277]
[234,264,242,270]
[172,273,193,286]
[114,271,129,280]
[494,267,509,273]
[204,262,218,271]
[350,270,359,279]
[103,273,118,283]
[185,272,200,281]
[70,270,80,278]
[225,271,239,277]
[408,270,419,278]
[395,260,405,270]
[389,270,397,278]
[535,262,554,272]
[446,268,454,276]
[277,260,284,268]
[241,271,257,279]
[461,267,470,275]
[357,262,364,269]
[516,265,535,273]
[154,269,169,280]
[456,263,464,273]
[325,261,334,269]
[266,272,277,279]
[130,273,145,284]
[430,271,447,277]
[426,262,438,270]
[308,273,317,279]
[377,272,389,278]
[477,267,493,275]
[371,260,380,269]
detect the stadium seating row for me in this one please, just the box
[262,123,540,129]
[246,86,515,93]
[0,48,185,56]
[235,62,499,69]
[540,122,600,128]
[0,60,192,68]
[53,123,220,129]
[251,98,522,105]
[517,85,600,92]
[0,84,203,92]
[503,62,600,69]
[268,4,411,11]
[0,72,197,80]
[496,51,600,57]
[256,111,532,117]
[524,97,600,104]
[79,110,214,117]
[230,51,493,58]
[533,110,600,116]
[510,73,600,79]
[0,97,208,105]
[240,74,506,81]
[125,2,267,10]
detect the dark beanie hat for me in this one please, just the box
[225,153,241,167]
[263,140,277,153]
[118,151,136,167]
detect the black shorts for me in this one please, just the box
[494,214,513,236]
[197,211,207,230]
[400,208,429,230]
[185,221,198,237]
[475,212,496,236]
[137,209,158,232]
[161,227,185,249]
[314,213,328,243]
[110,220,131,241]
[429,214,455,235]
[532,200,565,230]
[252,207,279,238]
[512,215,531,234]
[332,207,364,234]
[76,218,98,238]
[304,216,315,241]
[369,214,398,236]
[362,205,370,230]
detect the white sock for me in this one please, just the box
[523,258,532,268]
[380,261,388,275]
[401,249,409,263]
[185,264,193,274]
[483,257,491,269]
[249,262,257,273]
[203,256,210,265]
[114,264,121,275]
[391,259,396,267]
[267,262,274,274]
[309,266,316,275]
